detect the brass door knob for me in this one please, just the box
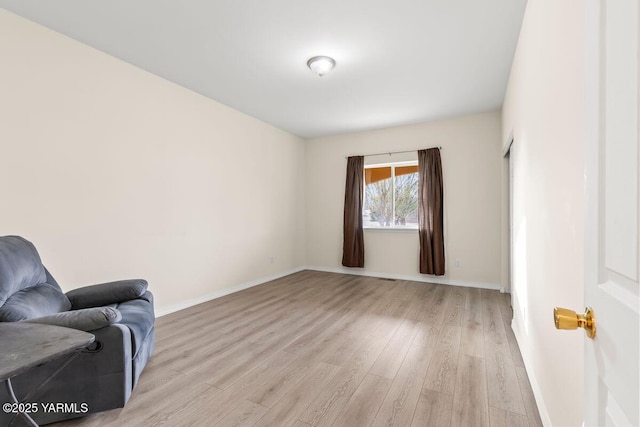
[553,307,596,339]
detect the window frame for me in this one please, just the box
[363,160,419,231]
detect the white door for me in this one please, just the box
[583,0,640,425]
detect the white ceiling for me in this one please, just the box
[0,0,527,138]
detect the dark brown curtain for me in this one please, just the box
[418,148,445,275]
[342,156,365,268]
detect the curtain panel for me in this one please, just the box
[418,148,445,275]
[342,156,365,268]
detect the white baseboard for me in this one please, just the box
[511,318,552,427]
[304,265,501,291]
[155,266,306,317]
[156,264,501,318]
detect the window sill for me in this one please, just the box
[363,227,418,233]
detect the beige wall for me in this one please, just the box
[306,111,504,288]
[0,10,306,315]
[0,9,587,424]
[502,1,585,425]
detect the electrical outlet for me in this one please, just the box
[455,259,461,268]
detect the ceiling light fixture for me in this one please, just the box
[307,56,336,77]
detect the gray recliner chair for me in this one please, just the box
[0,236,155,425]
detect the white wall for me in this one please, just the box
[502,1,585,426]
[0,10,306,315]
[305,111,504,289]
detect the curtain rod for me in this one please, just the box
[344,146,442,159]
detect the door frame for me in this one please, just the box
[502,133,514,300]
[583,0,640,424]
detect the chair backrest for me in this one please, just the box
[0,236,71,321]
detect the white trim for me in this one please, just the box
[511,317,552,427]
[155,266,306,317]
[155,265,502,318]
[363,227,418,233]
[304,265,501,290]
[502,130,514,156]
[364,160,418,168]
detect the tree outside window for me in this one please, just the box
[363,163,418,228]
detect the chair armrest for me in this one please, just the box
[21,307,122,332]
[66,279,148,309]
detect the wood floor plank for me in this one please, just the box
[215,298,304,337]
[213,400,268,427]
[515,367,543,427]
[181,351,300,426]
[481,289,507,336]
[256,304,352,350]
[303,327,355,360]
[451,355,489,427]
[343,295,402,334]
[394,280,422,302]
[460,287,484,358]
[369,318,421,379]
[413,320,441,348]
[443,286,467,326]
[185,337,277,387]
[206,340,289,389]
[156,285,290,338]
[331,374,392,427]
[460,322,484,359]
[482,292,527,415]
[411,389,453,427]
[154,283,273,326]
[150,331,242,374]
[206,295,293,336]
[321,329,369,367]
[94,371,213,425]
[420,285,448,324]
[155,274,318,342]
[50,271,541,427]
[247,356,319,408]
[402,293,430,321]
[332,290,388,331]
[504,320,525,368]
[488,407,529,427]
[423,325,462,395]
[413,282,437,306]
[299,335,389,427]
[484,341,526,415]
[282,310,351,355]
[253,362,341,427]
[371,344,434,427]
[129,366,183,395]
[368,299,407,341]
[130,374,222,426]
[497,293,514,324]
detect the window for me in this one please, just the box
[363,162,419,229]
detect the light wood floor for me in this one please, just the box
[56,270,542,427]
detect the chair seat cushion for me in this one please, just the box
[0,283,72,322]
[113,291,155,357]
